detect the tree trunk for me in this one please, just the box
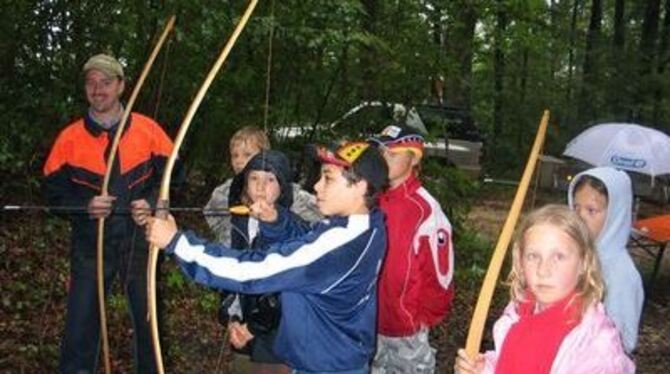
[637,0,661,120]
[609,0,626,115]
[640,0,661,76]
[0,1,18,88]
[430,3,446,105]
[361,0,379,101]
[613,0,625,49]
[653,0,670,122]
[565,0,581,123]
[577,0,602,125]
[517,49,529,152]
[431,3,442,45]
[444,0,477,110]
[549,0,557,81]
[492,0,507,143]
[71,0,85,83]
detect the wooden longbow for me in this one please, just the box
[95,15,176,374]
[146,2,259,372]
[464,110,550,358]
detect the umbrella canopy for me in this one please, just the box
[563,123,670,178]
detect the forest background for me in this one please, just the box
[2,0,670,187]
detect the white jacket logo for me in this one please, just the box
[414,188,454,290]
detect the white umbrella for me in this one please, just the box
[563,123,670,178]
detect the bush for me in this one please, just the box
[422,158,479,232]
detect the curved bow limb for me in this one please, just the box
[147,2,258,372]
[95,15,176,374]
[464,110,550,359]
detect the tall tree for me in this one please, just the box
[443,0,478,110]
[492,0,507,143]
[0,1,21,86]
[653,0,670,122]
[578,0,602,124]
[361,0,380,100]
[637,0,661,120]
[608,0,626,115]
[565,0,582,125]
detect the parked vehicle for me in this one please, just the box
[275,101,484,178]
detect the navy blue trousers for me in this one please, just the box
[59,231,163,373]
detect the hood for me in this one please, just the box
[230,150,294,208]
[567,167,632,261]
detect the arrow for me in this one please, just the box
[2,204,250,216]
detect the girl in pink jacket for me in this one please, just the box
[455,205,634,374]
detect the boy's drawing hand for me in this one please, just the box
[228,321,254,349]
[249,200,278,223]
[88,195,116,219]
[145,214,178,249]
[130,199,151,226]
[455,349,484,374]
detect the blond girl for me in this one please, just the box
[456,205,634,373]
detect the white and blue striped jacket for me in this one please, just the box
[165,207,387,371]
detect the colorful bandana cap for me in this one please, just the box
[369,124,425,158]
[315,141,388,191]
[316,142,370,167]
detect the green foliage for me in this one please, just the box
[1,0,670,197]
[421,157,496,291]
[452,227,493,287]
[422,158,479,231]
[166,268,186,290]
[108,293,128,312]
[197,292,219,313]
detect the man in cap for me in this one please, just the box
[43,53,177,372]
[144,141,389,373]
[369,124,455,374]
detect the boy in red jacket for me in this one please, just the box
[369,125,455,373]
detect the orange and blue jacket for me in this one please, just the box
[43,112,178,255]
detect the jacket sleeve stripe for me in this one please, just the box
[173,215,370,284]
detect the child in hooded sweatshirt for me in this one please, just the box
[455,205,634,373]
[568,167,644,353]
[221,150,298,373]
[205,126,320,245]
[204,127,321,371]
